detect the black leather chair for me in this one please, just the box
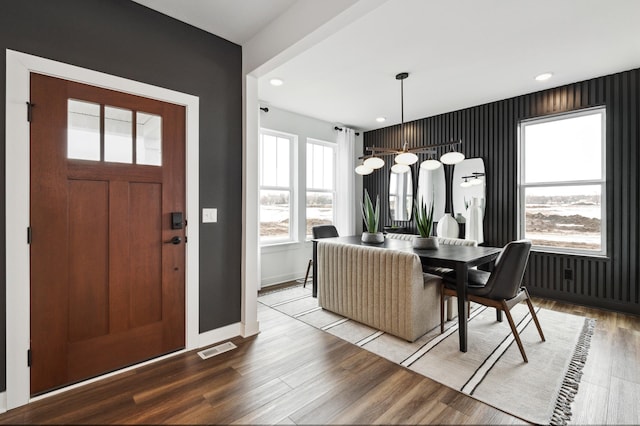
[303,225,339,287]
[440,240,545,362]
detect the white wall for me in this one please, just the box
[242,0,385,314]
[259,106,362,287]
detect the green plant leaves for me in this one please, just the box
[414,198,434,237]
[361,189,380,233]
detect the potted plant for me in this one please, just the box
[413,198,439,249]
[361,189,384,243]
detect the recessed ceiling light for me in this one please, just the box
[376,117,386,123]
[269,78,284,86]
[535,72,553,81]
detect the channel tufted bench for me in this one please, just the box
[386,233,478,320]
[317,240,443,342]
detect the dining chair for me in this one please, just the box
[303,225,339,288]
[440,240,545,362]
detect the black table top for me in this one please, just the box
[315,235,502,266]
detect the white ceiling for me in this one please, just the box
[134,0,640,132]
[132,0,298,45]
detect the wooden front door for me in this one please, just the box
[29,73,186,395]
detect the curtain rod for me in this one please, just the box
[334,126,360,136]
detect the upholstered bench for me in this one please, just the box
[386,233,478,320]
[316,240,442,342]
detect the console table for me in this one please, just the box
[312,236,502,352]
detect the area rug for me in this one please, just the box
[258,285,595,425]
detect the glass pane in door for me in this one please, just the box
[136,112,162,166]
[104,106,133,164]
[68,99,101,161]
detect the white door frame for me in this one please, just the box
[4,50,202,410]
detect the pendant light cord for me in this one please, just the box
[396,72,409,151]
[401,76,404,148]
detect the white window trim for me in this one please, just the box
[518,107,607,256]
[305,138,337,239]
[259,128,298,245]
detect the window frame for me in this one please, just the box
[518,106,607,256]
[305,138,337,239]
[259,128,297,245]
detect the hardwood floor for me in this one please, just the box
[532,298,640,425]
[0,296,637,424]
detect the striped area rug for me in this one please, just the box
[258,284,595,425]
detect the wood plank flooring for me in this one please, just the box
[0,295,637,424]
[532,298,640,425]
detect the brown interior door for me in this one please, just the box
[29,73,186,395]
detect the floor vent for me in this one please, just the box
[198,341,237,360]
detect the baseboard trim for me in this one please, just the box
[198,323,243,348]
[529,288,640,316]
[242,320,260,337]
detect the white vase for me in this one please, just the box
[361,232,384,244]
[436,213,459,238]
[413,236,439,250]
[465,197,484,244]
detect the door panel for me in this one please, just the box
[67,322,164,384]
[30,73,186,395]
[68,180,110,343]
[129,182,163,327]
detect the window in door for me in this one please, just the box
[306,139,336,237]
[259,130,295,244]
[67,99,162,165]
[518,107,606,255]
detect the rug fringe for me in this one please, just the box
[549,317,596,426]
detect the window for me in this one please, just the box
[306,139,336,237]
[259,130,295,243]
[519,107,606,255]
[67,99,162,165]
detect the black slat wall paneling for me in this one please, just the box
[363,68,640,315]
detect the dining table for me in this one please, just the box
[312,235,503,352]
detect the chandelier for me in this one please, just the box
[356,72,465,175]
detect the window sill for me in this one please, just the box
[531,247,609,261]
[261,240,312,254]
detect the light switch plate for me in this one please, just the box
[202,208,217,223]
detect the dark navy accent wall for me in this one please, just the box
[365,68,640,316]
[0,0,243,391]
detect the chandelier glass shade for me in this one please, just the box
[440,150,465,165]
[363,156,385,169]
[420,158,442,170]
[391,163,410,174]
[355,164,373,175]
[394,151,419,165]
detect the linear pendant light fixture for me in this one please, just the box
[355,72,465,175]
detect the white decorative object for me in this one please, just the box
[436,213,459,238]
[465,197,484,244]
